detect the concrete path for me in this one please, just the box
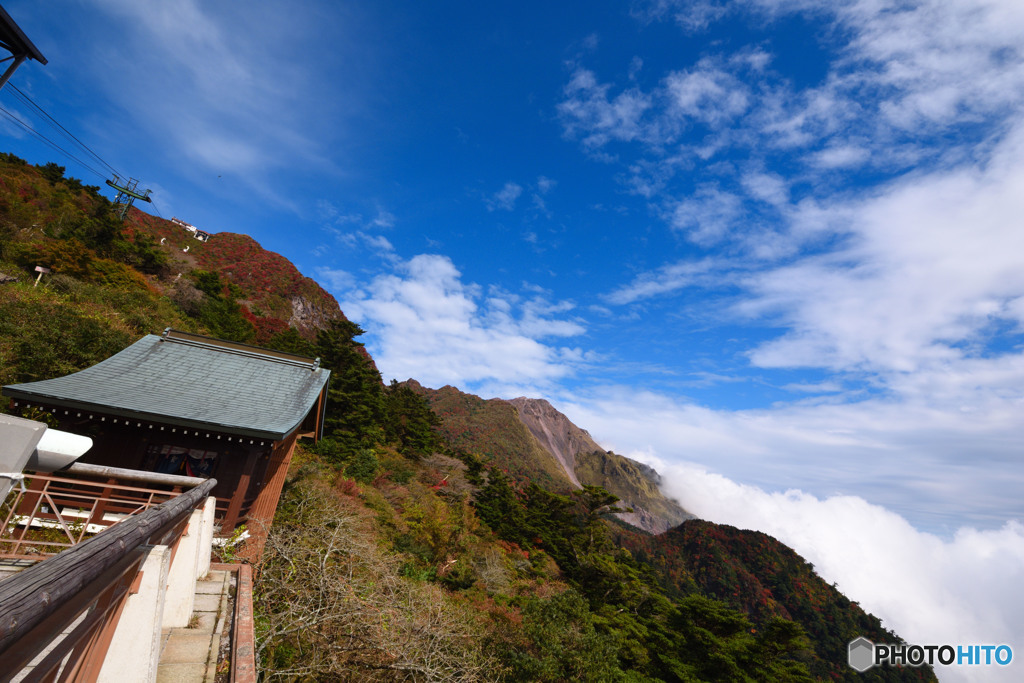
[157,568,235,683]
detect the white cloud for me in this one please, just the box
[781,380,842,393]
[808,144,871,169]
[314,266,355,292]
[488,182,523,211]
[836,0,1024,130]
[328,230,395,257]
[668,186,746,245]
[372,209,396,229]
[665,61,750,126]
[361,233,395,253]
[741,122,1024,374]
[536,175,556,194]
[542,384,1023,682]
[74,0,370,200]
[739,170,788,206]
[605,258,723,305]
[558,69,653,150]
[566,6,1024,558]
[564,0,1024,226]
[655,465,1024,683]
[555,385,1024,531]
[339,255,587,395]
[530,176,557,216]
[635,0,730,33]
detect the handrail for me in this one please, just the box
[64,462,206,488]
[1,469,207,558]
[0,478,216,660]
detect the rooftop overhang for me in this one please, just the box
[4,393,290,442]
[0,6,46,65]
[3,331,331,443]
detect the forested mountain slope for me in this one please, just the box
[0,156,934,682]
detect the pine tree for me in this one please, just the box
[315,319,387,458]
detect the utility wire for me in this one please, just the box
[0,104,108,180]
[0,84,160,216]
[6,84,125,179]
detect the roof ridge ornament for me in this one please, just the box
[160,328,320,369]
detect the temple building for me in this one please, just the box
[2,328,331,555]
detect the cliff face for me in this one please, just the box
[507,397,596,487]
[192,232,344,338]
[508,397,692,534]
[409,384,576,492]
[574,449,693,534]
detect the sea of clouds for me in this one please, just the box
[649,462,1024,683]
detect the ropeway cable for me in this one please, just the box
[6,83,125,179]
[0,103,108,181]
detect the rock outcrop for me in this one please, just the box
[507,397,693,534]
[507,397,600,488]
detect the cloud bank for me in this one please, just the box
[655,464,1024,683]
[340,254,591,397]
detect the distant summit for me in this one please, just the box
[509,396,693,534]
[410,382,692,534]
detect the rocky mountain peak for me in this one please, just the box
[506,396,693,534]
[507,397,603,488]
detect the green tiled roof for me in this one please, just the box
[2,333,330,440]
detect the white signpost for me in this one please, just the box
[33,265,50,288]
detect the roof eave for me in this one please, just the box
[0,6,47,64]
[3,388,288,441]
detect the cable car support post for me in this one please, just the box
[106,174,152,220]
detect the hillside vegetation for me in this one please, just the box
[0,156,935,682]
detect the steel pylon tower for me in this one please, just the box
[105,174,152,220]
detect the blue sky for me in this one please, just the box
[4,2,1024,673]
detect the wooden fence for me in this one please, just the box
[0,478,216,681]
[0,463,205,559]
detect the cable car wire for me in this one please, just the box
[1,81,159,216]
[0,103,108,180]
[6,83,125,179]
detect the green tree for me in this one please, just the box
[39,162,65,185]
[315,319,387,459]
[178,270,256,343]
[501,590,630,682]
[384,379,443,458]
[264,327,316,357]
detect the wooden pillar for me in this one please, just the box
[313,387,327,438]
[221,449,260,535]
[237,433,299,563]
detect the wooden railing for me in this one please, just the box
[0,463,205,559]
[0,478,216,681]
